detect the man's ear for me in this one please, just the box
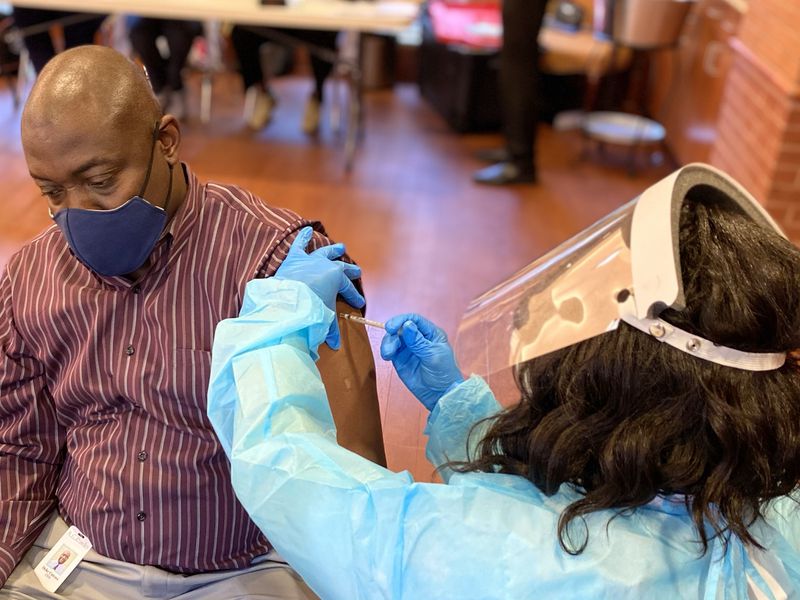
[157,115,181,166]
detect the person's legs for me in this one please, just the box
[162,20,201,93]
[128,17,167,94]
[61,14,105,50]
[231,25,267,92]
[501,0,545,168]
[474,0,547,185]
[298,29,338,103]
[232,25,338,132]
[168,552,318,599]
[276,29,339,134]
[279,28,338,134]
[231,25,275,129]
[0,512,147,599]
[12,10,104,74]
[11,8,60,74]
[0,512,318,600]
[159,20,202,119]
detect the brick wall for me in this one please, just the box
[710,0,800,240]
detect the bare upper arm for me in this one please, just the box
[316,300,386,467]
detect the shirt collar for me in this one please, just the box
[163,162,200,248]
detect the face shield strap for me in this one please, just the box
[617,296,786,372]
[629,163,787,321]
[623,164,787,372]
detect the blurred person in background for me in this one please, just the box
[474,0,548,185]
[231,24,339,135]
[11,7,106,73]
[128,17,202,119]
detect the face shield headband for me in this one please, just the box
[455,163,787,384]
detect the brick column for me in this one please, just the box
[710,0,800,239]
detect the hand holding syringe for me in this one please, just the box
[376,313,465,410]
[276,229,460,407]
[342,312,463,410]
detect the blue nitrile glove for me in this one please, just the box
[274,226,365,349]
[380,313,464,411]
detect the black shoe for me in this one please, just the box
[475,147,510,163]
[473,162,537,185]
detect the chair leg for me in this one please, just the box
[200,71,213,124]
[330,65,345,136]
[344,64,364,172]
[14,47,30,109]
[10,74,20,109]
[199,20,223,125]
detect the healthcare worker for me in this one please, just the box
[207,164,800,599]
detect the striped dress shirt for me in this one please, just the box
[0,165,337,582]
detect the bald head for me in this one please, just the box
[21,46,185,223]
[22,45,161,140]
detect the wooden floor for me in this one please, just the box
[0,72,672,481]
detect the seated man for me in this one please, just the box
[0,45,384,598]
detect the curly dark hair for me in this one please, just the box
[457,186,800,555]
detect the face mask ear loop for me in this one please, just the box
[161,163,174,214]
[137,120,161,198]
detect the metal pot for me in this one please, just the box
[593,0,695,48]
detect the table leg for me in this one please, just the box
[343,31,363,172]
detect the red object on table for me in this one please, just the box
[427,1,502,49]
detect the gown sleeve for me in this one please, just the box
[207,278,501,599]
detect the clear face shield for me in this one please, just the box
[455,164,787,404]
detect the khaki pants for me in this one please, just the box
[0,513,318,600]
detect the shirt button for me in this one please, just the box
[132,285,141,295]
[125,345,135,356]
[137,451,148,461]
[136,511,147,522]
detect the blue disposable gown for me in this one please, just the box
[207,279,800,600]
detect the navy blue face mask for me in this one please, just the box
[52,122,174,277]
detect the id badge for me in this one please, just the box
[34,526,92,593]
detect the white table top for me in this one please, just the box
[11,0,420,33]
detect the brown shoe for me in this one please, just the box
[473,162,537,185]
[302,95,321,135]
[244,86,275,130]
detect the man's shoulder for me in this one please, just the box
[4,225,65,277]
[194,180,331,277]
[201,180,307,233]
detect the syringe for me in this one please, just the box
[339,313,386,330]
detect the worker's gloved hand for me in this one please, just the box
[274,226,365,349]
[380,313,464,411]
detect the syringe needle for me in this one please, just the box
[339,313,385,329]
